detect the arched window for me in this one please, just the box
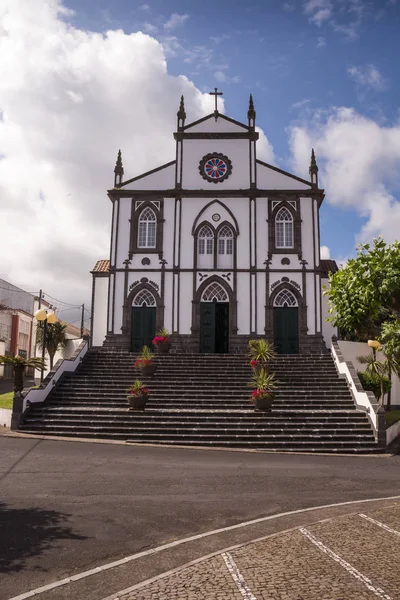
[198,225,214,256]
[138,207,156,248]
[201,281,229,302]
[275,207,293,249]
[274,289,298,307]
[133,289,156,307]
[217,224,234,268]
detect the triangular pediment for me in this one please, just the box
[256,160,312,190]
[183,113,249,134]
[120,160,175,190]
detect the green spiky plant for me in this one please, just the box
[36,321,68,370]
[248,339,276,370]
[0,355,46,393]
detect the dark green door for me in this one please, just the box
[131,306,156,352]
[200,302,229,353]
[273,307,299,354]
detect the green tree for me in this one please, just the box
[378,319,400,409]
[36,321,68,370]
[324,238,400,340]
[0,355,45,393]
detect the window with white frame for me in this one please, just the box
[133,289,156,307]
[217,224,234,268]
[275,207,294,249]
[197,224,214,268]
[138,207,156,248]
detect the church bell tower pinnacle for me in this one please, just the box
[177,95,186,130]
[247,94,256,129]
[309,148,319,188]
[114,149,124,187]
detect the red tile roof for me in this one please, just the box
[92,260,110,273]
[320,259,338,278]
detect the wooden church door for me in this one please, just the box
[200,302,229,353]
[273,289,299,354]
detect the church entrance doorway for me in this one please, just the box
[200,302,229,353]
[273,289,299,354]
[131,290,157,352]
[199,281,230,353]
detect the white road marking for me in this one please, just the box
[300,527,392,600]
[221,552,258,600]
[359,513,400,537]
[7,495,400,600]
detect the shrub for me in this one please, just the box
[357,371,392,400]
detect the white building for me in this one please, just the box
[91,94,336,353]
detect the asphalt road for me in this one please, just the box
[1,436,400,600]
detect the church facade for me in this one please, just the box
[91,94,336,354]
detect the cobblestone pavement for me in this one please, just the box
[115,503,400,600]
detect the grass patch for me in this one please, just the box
[0,392,14,410]
[386,410,400,427]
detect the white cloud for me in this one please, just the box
[316,35,326,47]
[163,13,189,31]
[304,0,332,25]
[283,3,296,11]
[139,4,151,11]
[214,71,241,84]
[289,107,400,245]
[348,64,387,91]
[291,99,311,110]
[0,0,273,310]
[320,246,331,259]
[142,22,158,34]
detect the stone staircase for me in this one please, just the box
[19,350,381,453]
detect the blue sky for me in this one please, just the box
[1,0,399,308]
[64,0,399,261]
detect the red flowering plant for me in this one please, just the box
[248,369,279,405]
[127,379,150,398]
[134,345,154,369]
[249,359,259,368]
[152,327,171,345]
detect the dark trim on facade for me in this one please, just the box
[183,112,250,131]
[191,274,237,336]
[265,281,307,351]
[312,199,317,335]
[119,160,176,188]
[108,188,325,200]
[90,274,95,344]
[109,200,116,266]
[111,271,116,333]
[174,132,259,141]
[191,199,240,235]
[131,199,164,255]
[108,267,324,274]
[113,199,120,267]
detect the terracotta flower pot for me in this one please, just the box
[128,394,149,411]
[156,341,171,354]
[141,363,157,376]
[254,394,274,411]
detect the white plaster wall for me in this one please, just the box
[127,272,162,295]
[182,139,251,190]
[0,408,11,428]
[314,201,320,267]
[92,277,108,346]
[301,198,315,265]
[110,203,118,266]
[255,198,268,266]
[256,164,311,190]
[185,117,247,134]
[321,278,337,348]
[163,198,175,266]
[269,272,302,296]
[256,273,265,335]
[315,274,321,333]
[125,163,175,190]
[164,273,173,332]
[113,272,125,335]
[306,272,316,335]
[237,273,250,334]
[269,255,303,270]
[387,420,400,445]
[179,272,192,334]
[116,200,131,267]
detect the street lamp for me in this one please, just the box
[34,309,57,383]
[368,339,381,360]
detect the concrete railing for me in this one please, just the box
[10,340,89,430]
[331,338,386,448]
[387,420,400,447]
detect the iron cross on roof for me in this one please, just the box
[209,87,223,112]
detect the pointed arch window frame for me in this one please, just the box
[130,199,164,256]
[268,200,302,256]
[193,219,238,269]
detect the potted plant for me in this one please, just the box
[248,339,276,371]
[152,327,171,354]
[249,368,279,411]
[127,379,150,411]
[134,346,157,376]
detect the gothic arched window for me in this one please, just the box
[275,207,294,249]
[198,225,214,256]
[138,207,156,248]
[274,289,298,307]
[133,289,156,307]
[217,224,234,268]
[201,282,229,302]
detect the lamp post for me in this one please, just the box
[34,309,57,383]
[368,339,381,360]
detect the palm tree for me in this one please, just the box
[36,321,68,370]
[0,355,46,392]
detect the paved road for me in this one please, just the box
[1,436,400,600]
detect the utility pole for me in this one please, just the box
[80,303,85,338]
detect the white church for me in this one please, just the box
[91,92,337,354]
